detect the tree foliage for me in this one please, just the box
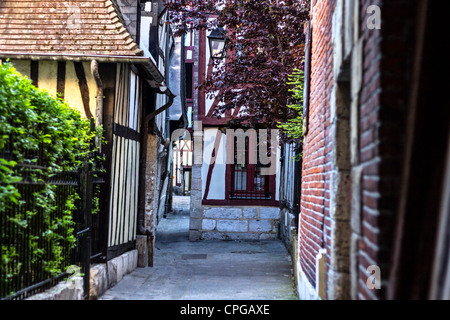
[164,0,310,135]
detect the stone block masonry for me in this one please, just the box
[189,206,281,241]
[89,249,138,300]
[26,274,84,300]
[26,249,139,300]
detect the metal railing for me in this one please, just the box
[0,124,105,300]
[229,190,272,200]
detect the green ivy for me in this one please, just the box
[0,62,102,295]
[278,68,304,141]
[278,68,304,161]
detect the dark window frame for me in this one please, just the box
[226,133,276,202]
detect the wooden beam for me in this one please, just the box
[30,60,39,87]
[56,61,66,99]
[74,62,93,119]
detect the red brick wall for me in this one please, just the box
[299,0,418,299]
[358,0,416,299]
[356,0,417,300]
[299,0,335,288]
[356,0,384,300]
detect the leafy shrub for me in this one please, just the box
[0,62,101,297]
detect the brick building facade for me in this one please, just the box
[297,0,450,300]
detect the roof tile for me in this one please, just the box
[0,0,143,58]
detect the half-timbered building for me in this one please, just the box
[0,0,176,288]
[188,28,282,241]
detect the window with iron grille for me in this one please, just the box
[228,134,273,200]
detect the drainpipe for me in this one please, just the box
[137,86,174,267]
[180,29,188,129]
[137,85,175,236]
[164,25,173,217]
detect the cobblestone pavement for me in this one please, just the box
[99,196,297,300]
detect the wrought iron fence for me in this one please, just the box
[90,157,107,264]
[0,125,105,300]
[279,142,302,228]
[293,143,303,228]
[1,168,81,300]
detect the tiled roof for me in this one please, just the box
[0,0,144,59]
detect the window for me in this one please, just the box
[228,134,273,200]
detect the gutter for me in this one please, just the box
[0,52,165,85]
[0,52,149,64]
[133,59,165,84]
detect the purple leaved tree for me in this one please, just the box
[164,0,310,135]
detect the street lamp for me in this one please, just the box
[207,27,228,60]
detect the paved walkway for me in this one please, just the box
[99,196,297,300]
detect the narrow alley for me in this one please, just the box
[99,196,297,300]
[1,0,449,304]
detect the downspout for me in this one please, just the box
[164,21,173,218]
[137,87,175,236]
[180,29,188,129]
[138,87,174,267]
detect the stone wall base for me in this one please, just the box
[27,249,138,300]
[189,206,281,241]
[26,274,84,300]
[296,259,322,300]
[279,208,297,251]
[89,249,138,299]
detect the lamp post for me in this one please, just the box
[207,27,228,60]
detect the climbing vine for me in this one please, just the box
[277,68,304,162]
[278,68,305,141]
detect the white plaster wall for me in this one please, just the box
[140,16,152,59]
[139,15,159,73]
[205,28,213,116]
[155,93,167,136]
[11,60,97,119]
[201,128,226,200]
[38,61,58,96]
[65,61,97,118]
[201,129,281,201]
[10,60,30,78]
[129,71,138,131]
